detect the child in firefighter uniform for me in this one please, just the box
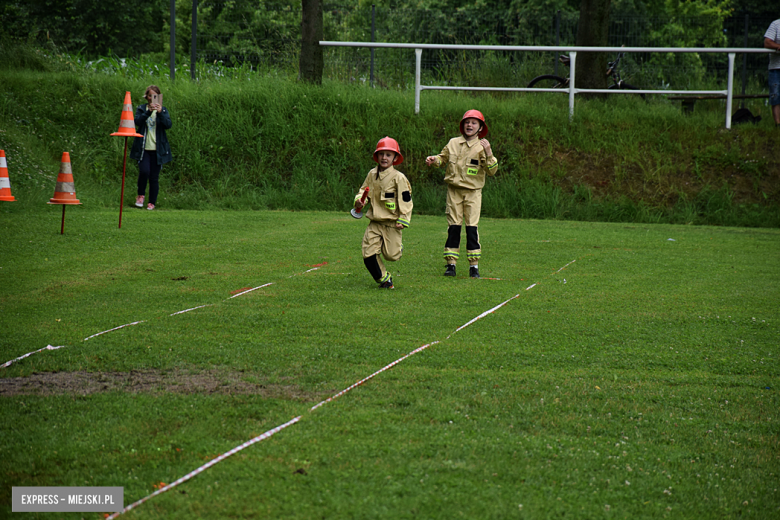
[425,110,498,278]
[354,137,413,289]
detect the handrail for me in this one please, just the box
[320,41,778,128]
[321,42,775,54]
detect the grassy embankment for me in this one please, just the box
[0,41,779,226]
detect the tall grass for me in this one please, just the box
[0,41,778,227]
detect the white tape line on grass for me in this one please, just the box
[107,295,517,514]
[4,317,147,369]
[555,259,576,273]
[83,321,146,341]
[310,340,441,412]
[453,283,536,333]
[106,415,302,520]
[104,276,553,517]
[3,277,280,368]
[171,304,213,316]
[111,337,445,518]
[110,339,441,516]
[228,282,274,299]
[310,282,540,410]
[0,345,66,368]
[21,263,570,515]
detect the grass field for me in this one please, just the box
[1,205,779,519]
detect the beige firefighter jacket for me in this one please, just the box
[355,165,413,227]
[432,136,498,190]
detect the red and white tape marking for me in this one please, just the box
[2,268,309,369]
[106,288,525,516]
[99,262,579,517]
[106,415,301,520]
[555,259,576,273]
[228,282,274,299]
[310,341,441,411]
[453,294,521,333]
[0,345,66,369]
[6,260,580,516]
[171,304,213,316]
[84,321,146,341]
[453,283,535,333]
[294,262,328,276]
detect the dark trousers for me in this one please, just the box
[137,152,161,205]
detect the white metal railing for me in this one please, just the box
[319,42,777,128]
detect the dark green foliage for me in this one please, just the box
[193,0,301,65]
[0,37,57,72]
[0,0,165,57]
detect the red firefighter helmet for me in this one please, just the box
[373,136,404,165]
[460,109,489,139]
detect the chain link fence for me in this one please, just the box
[195,2,775,92]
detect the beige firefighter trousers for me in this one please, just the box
[362,220,403,278]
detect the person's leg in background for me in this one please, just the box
[769,69,780,126]
[136,154,151,207]
[146,160,161,209]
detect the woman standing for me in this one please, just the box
[130,85,173,210]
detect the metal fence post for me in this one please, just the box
[568,51,576,121]
[741,13,748,107]
[370,5,376,88]
[726,52,735,129]
[191,0,198,80]
[554,10,560,78]
[414,48,422,114]
[170,0,176,81]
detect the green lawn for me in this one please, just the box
[1,206,778,519]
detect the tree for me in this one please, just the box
[0,0,164,57]
[186,1,300,67]
[575,0,611,93]
[299,0,323,84]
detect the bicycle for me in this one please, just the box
[527,52,644,98]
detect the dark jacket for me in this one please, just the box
[129,104,173,165]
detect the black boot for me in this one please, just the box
[469,266,480,279]
[444,264,456,277]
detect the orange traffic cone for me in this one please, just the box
[48,152,81,205]
[110,91,143,138]
[0,150,16,201]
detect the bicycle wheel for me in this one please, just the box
[609,82,646,100]
[527,75,568,89]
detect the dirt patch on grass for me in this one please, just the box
[0,369,322,400]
